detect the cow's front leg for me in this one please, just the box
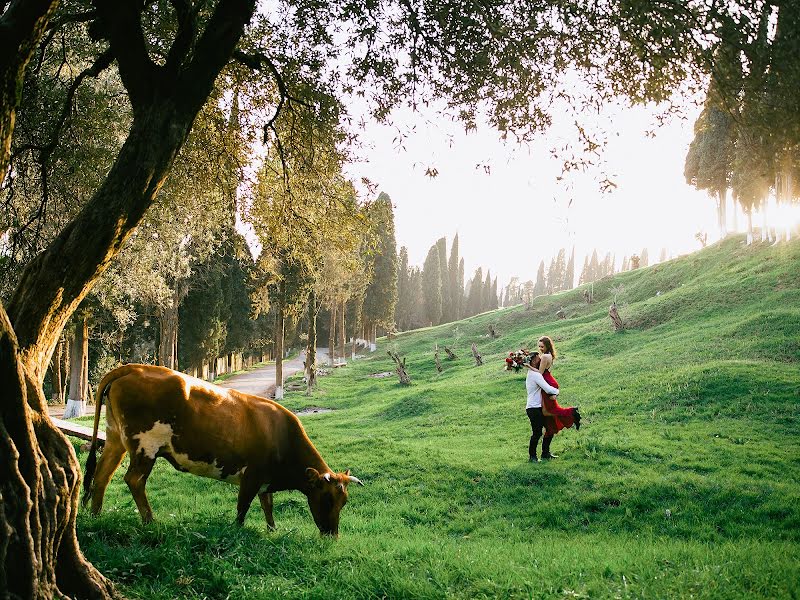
[258,491,276,530]
[124,453,156,524]
[236,476,262,526]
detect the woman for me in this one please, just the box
[536,336,581,432]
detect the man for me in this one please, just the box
[523,352,561,462]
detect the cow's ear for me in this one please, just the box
[306,467,321,486]
[344,469,351,476]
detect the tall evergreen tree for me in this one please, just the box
[396,246,412,330]
[457,258,465,315]
[465,267,483,316]
[641,248,649,267]
[578,256,590,286]
[436,237,450,322]
[482,270,492,312]
[589,250,600,282]
[563,247,575,290]
[448,234,461,320]
[490,277,499,309]
[422,244,442,326]
[363,193,399,334]
[534,261,546,296]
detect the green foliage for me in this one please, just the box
[422,244,442,326]
[362,193,399,329]
[74,235,800,598]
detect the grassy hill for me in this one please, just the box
[75,235,800,599]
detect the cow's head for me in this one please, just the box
[305,467,363,537]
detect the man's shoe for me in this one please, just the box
[541,452,558,460]
[574,407,582,431]
[529,455,539,463]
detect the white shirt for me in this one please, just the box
[525,369,560,409]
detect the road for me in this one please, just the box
[217,348,329,398]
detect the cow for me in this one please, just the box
[82,364,362,537]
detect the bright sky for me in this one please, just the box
[347,99,721,289]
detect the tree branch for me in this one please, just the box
[164,0,197,74]
[93,0,158,112]
[179,0,256,114]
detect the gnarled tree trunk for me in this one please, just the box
[0,2,256,595]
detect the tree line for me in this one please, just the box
[395,234,499,330]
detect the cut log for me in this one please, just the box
[387,351,411,384]
[444,346,458,360]
[471,343,483,366]
[434,346,443,373]
[488,324,500,338]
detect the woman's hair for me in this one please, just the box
[538,336,556,360]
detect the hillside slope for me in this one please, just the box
[78,235,800,599]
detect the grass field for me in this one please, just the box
[74,235,800,599]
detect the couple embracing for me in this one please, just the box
[523,336,582,462]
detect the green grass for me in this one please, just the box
[75,235,800,598]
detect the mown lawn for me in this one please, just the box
[74,235,800,598]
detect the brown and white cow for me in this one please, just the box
[82,364,362,536]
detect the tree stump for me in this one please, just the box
[387,351,411,384]
[556,307,566,319]
[609,302,624,331]
[471,343,483,366]
[434,346,443,373]
[444,346,458,360]
[488,324,500,338]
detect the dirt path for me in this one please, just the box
[217,347,329,398]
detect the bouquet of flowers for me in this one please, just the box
[504,349,532,372]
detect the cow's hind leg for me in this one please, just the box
[124,452,157,524]
[88,431,127,516]
[258,491,276,530]
[235,475,262,526]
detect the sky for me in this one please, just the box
[346,99,721,290]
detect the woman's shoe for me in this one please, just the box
[574,407,582,431]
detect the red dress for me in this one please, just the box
[541,370,576,434]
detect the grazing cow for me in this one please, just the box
[82,364,362,536]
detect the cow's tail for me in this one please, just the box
[82,366,128,505]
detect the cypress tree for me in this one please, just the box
[466,267,483,316]
[436,237,450,322]
[534,261,546,296]
[563,247,575,290]
[422,244,442,326]
[363,193,399,332]
[448,234,461,320]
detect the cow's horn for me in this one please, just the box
[347,475,364,486]
[323,472,332,482]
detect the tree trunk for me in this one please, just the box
[609,302,624,331]
[471,342,483,366]
[50,336,64,404]
[718,188,728,238]
[1,306,117,599]
[274,281,285,400]
[158,303,179,369]
[761,197,769,242]
[329,302,337,366]
[306,290,318,396]
[388,350,411,384]
[64,315,88,419]
[339,300,346,364]
[746,209,754,244]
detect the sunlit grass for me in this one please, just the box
[75,235,800,598]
